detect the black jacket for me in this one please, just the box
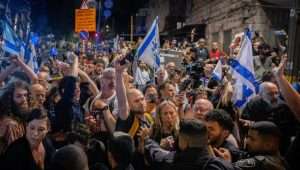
[2,137,55,170]
[233,154,287,170]
[172,148,235,170]
[145,139,234,170]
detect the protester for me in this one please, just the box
[209,42,224,62]
[2,109,55,170]
[151,100,179,150]
[216,121,287,170]
[107,132,135,170]
[0,17,297,170]
[143,83,159,117]
[50,144,89,170]
[0,80,30,154]
[196,38,209,61]
[205,109,240,162]
[145,119,234,170]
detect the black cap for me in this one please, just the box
[108,132,135,166]
[180,119,207,136]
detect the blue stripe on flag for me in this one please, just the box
[234,84,254,107]
[4,40,20,52]
[137,23,157,58]
[229,59,259,92]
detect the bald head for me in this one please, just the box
[193,99,214,120]
[127,88,146,115]
[31,83,46,107]
[38,71,49,81]
[259,82,279,105]
[37,71,49,91]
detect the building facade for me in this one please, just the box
[146,0,290,52]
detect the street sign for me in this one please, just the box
[75,9,96,32]
[79,31,89,40]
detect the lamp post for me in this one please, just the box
[96,0,102,33]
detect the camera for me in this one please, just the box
[146,94,158,103]
[91,105,109,118]
[182,60,205,89]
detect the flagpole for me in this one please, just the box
[130,15,134,42]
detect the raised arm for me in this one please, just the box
[13,55,38,82]
[274,57,300,121]
[70,52,79,77]
[78,68,99,96]
[115,55,130,120]
[0,63,18,83]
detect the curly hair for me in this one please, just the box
[0,80,30,120]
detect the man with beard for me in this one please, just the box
[242,82,283,122]
[88,68,117,116]
[216,121,287,170]
[114,55,154,169]
[205,110,241,162]
[0,80,30,155]
[144,119,234,170]
[242,82,298,155]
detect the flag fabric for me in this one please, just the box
[212,59,223,81]
[134,66,150,85]
[25,43,39,74]
[230,31,259,108]
[136,17,160,69]
[1,19,21,55]
[113,34,120,52]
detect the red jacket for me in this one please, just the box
[209,49,224,60]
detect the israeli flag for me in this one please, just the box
[230,31,259,108]
[212,60,223,81]
[1,20,21,55]
[26,43,39,74]
[136,17,160,69]
[113,34,120,52]
[24,34,39,74]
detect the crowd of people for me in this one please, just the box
[0,32,299,170]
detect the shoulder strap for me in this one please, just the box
[144,113,154,125]
[128,116,139,138]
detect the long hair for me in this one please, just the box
[0,80,30,119]
[152,100,179,138]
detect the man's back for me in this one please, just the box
[171,148,234,170]
[233,154,287,170]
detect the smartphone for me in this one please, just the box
[119,51,134,65]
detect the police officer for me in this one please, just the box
[145,119,234,170]
[215,121,288,170]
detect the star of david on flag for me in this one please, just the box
[136,16,160,69]
[230,29,259,109]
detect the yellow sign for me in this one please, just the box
[75,9,96,32]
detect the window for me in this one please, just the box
[223,30,232,54]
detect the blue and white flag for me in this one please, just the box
[230,31,259,108]
[212,59,223,81]
[113,34,120,52]
[26,43,39,74]
[136,17,160,69]
[24,33,39,74]
[1,20,20,55]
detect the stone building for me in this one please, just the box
[146,0,291,52]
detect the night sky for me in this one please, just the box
[29,0,149,38]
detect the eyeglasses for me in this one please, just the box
[91,105,109,117]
